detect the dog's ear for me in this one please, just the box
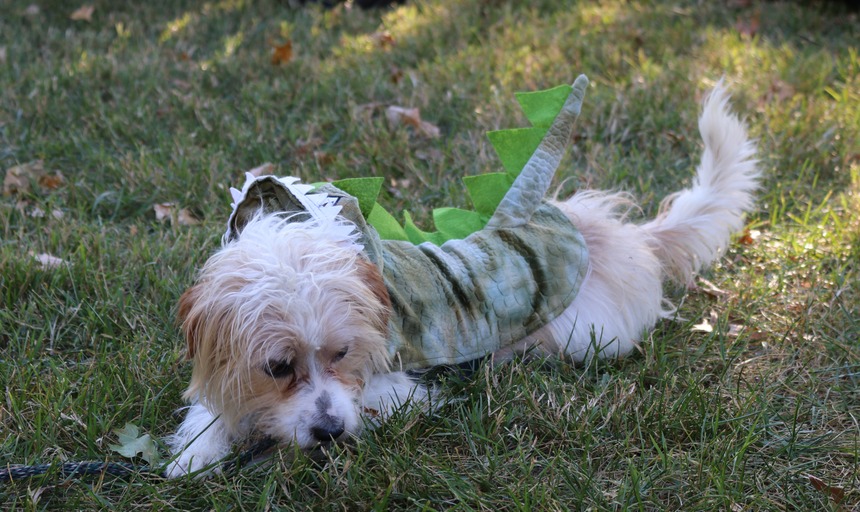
[177,285,201,360]
[355,258,391,332]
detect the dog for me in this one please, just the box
[165,78,758,478]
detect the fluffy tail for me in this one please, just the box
[643,81,759,285]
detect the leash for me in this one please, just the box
[0,436,277,483]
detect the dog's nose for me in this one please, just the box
[311,420,345,443]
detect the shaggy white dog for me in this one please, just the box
[166,80,758,478]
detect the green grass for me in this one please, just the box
[1,0,858,509]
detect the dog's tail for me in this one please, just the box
[642,81,759,285]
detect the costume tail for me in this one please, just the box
[643,81,759,285]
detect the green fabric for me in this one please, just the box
[462,172,512,217]
[515,84,574,128]
[327,177,383,218]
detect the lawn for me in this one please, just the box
[1,0,858,510]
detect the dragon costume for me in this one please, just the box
[225,75,591,371]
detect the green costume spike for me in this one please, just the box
[323,75,589,245]
[225,75,591,370]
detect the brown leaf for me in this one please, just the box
[32,252,67,269]
[691,319,713,333]
[765,79,796,104]
[154,202,200,226]
[352,102,384,122]
[692,310,719,333]
[177,208,201,226]
[385,106,440,139]
[807,474,845,504]
[313,151,335,166]
[247,162,275,178]
[735,10,760,38]
[4,160,46,196]
[389,66,404,84]
[153,202,175,223]
[70,5,94,22]
[371,31,396,49]
[271,40,293,66]
[294,138,323,158]
[38,172,65,191]
[696,277,729,298]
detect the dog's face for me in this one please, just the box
[178,215,391,448]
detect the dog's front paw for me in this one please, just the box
[164,447,225,479]
[165,403,232,479]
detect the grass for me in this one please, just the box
[1,0,858,509]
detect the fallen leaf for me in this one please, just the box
[247,162,275,178]
[692,310,719,333]
[295,138,323,158]
[371,31,396,49]
[29,206,45,218]
[696,277,729,298]
[109,423,162,466]
[352,102,384,122]
[385,106,440,138]
[38,172,65,190]
[271,40,293,65]
[177,208,201,226]
[129,225,139,236]
[4,160,46,196]
[807,474,845,504]
[727,323,744,337]
[153,202,174,222]
[32,252,67,269]
[69,5,94,21]
[389,66,404,84]
[691,318,713,333]
[313,150,334,166]
[760,79,796,106]
[154,202,200,226]
[23,4,40,17]
[735,10,760,38]
[662,130,685,144]
[0,46,7,65]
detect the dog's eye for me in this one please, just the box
[332,348,348,362]
[264,360,294,379]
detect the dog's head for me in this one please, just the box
[178,213,391,447]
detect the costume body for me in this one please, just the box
[226,179,588,371]
[225,75,591,370]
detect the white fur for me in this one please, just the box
[166,82,758,478]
